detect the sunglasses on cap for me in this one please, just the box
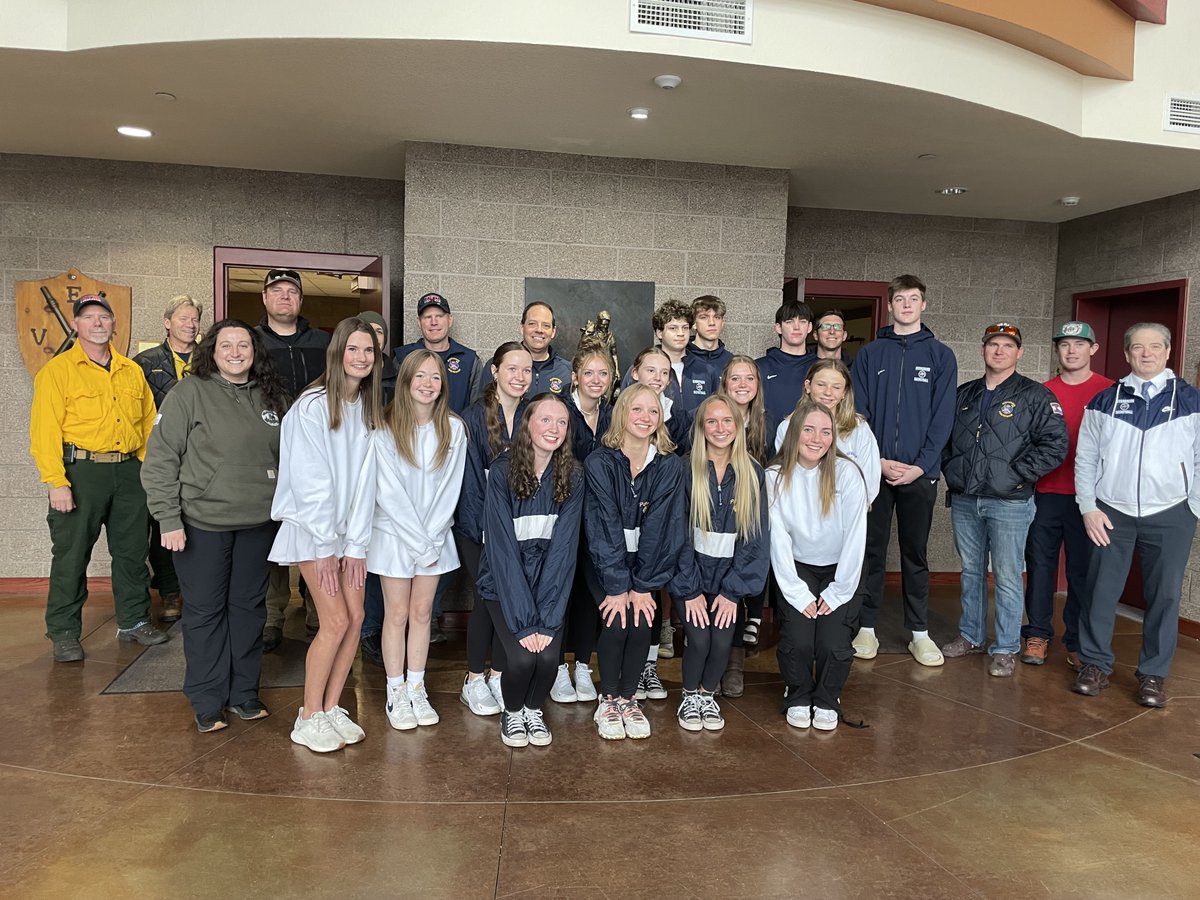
[264,269,302,290]
[983,322,1021,344]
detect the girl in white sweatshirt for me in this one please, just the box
[768,398,867,733]
[270,317,382,753]
[370,350,467,731]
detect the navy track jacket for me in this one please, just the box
[395,338,480,414]
[669,460,769,614]
[565,392,613,462]
[477,454,585,639]
[850,324,957,479]
[454,396,526,544]
[755,347,816,424]
[584,445,685,597]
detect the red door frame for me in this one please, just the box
[802,279,891,330]
[1071,278,1188,378]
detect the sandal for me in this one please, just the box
[742,618,760,647]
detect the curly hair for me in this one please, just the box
[507,393,579,503]
[191,319,289,416]
[652,300,693,332]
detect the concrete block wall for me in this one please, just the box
[0,154,404,576]
[401,142,789,358]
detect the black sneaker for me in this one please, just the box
[117,622,168,645]
[262,626,282,653]
[52,637,84,662]
[500,709,529,748]
[195,711,228,733]
[359,633,384,667]
[226,699,270,720]
[429,622,448,644]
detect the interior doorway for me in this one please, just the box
[786,277,889,364]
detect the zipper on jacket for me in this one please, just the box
[891,337,907,456]
[1181,462,1189,495]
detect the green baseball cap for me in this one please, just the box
[1053,321,1096,343]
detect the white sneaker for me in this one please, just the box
[573,661,598,701]
[813,707,838,731]
[409,681,439,726]
[325,706,365,744]
[386,684,418,731]
[291,709,345,752]
[786,705,812,729]
[487,673,504,711]
[594,698,626,740]
[461,675,502,716]
[523,707,552,746]
[619,698,652,739]
[550,664,577,703]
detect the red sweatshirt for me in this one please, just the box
[1036,372,1114,495]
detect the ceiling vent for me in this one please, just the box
[630,1,752,44]
[1164,95,1200,134]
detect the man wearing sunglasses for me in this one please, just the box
[813,310,850,363]
[941,322,1067,678]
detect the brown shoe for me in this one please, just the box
[988,652,1017,677]
[941,635,985,658]
[1072,663,1109,696]
[1065,650,1082,672]
[160,592,182,624]
[721,647,745,698]
[1135,674,1167,708]
[1020,637,1048,666]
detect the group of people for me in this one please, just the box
[30,270,1195,756]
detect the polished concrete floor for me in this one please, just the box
[2,586,1199,899]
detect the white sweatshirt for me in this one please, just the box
[370,417,468,570]
[270,389,375,558]
[766,458,867,612]
[776,413,881,503]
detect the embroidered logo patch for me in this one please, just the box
[692,380,706,395]
[1116,401,1133,415]
[1050,402,1063,416]
[548,376,564,393]
[446,356,461,374]
[913,366,930,384]
[1061,322,1083,336]
[262,410,280,427]
[998,400,1017,418]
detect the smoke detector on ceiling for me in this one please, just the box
[654,74,682,90]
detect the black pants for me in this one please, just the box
[1022,492,1091,649]
[172,521,276,716]
[857,477,937,631]
[459,535,505,674]
[148,517,180,595]
[597,606,653,698]
[777,561,861,714]
[487,601,564,712]
[679,594,736,691]
[561,544,602,665]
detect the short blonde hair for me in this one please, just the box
[164,294,203,320]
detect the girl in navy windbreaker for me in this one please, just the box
[455,341,531,717]
[550,349,615,705]
[585,383,684,741]
[670,394,769,731]
[477,393,584,748]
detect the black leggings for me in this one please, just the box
[597,607,653,699]
[487,601,563,712]
[679,595,736,692]
[459,535,506,675]
[560,545,602,666]
[776,561,861,714]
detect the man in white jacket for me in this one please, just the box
[1072,322,1200,708]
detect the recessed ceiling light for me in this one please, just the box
[936,186,968,195]
[154,92,177,102]
[117,126,153,138]
[917,153,937,160]
[628,107,650,120]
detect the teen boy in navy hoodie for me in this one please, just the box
[679,295,733,411]
[756,299,816,424]
[849,274,957,668]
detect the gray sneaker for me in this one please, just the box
[52,637,84,662]
[941,634,985,658]
[698,692,724,731]
[619,698,652,739]
[988,652,1017,678]
[677,691,702,732]
[594,698,626,740]
[117,622,168,645]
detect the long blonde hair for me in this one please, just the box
[386,350,459,469]
[771,398,843,517]
[720,355,768,465]
[603,382,675,453]
[690,394,762,540]
[312,317,383,431]
[804,358,860,436]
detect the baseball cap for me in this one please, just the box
[418,292,451,315]
[263,269,303,293]
[73,294,113,316]
[1053,321,1096,343]
[982,322,1022,347]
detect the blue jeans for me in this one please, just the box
[951,494,1035,655]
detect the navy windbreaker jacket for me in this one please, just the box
[584,445,684,597]
[395,338,480,414]
[669,460,769,614]
[454,396,526,544]
[477,455,585,638]
[850,325,957,479]
[755,347,816,423]
[565,392,613,462]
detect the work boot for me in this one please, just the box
[721,647,746,698]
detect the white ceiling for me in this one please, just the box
[3,38,1199,221]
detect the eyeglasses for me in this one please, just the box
[817,323,845,332]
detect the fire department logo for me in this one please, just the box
[1050,402,1063,416]
[998,400,1017,418]
[15,268,132,377]
[446,356,462,374]
[548,376,564,394]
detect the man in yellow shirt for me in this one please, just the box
[29,294,169,662]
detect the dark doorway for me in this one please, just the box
[788,277,889,364]
[1072,279,1188,379]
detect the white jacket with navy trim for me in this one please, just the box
[1075,370,1200,519]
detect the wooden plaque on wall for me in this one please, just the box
[15,268,132,377]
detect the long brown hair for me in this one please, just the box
[720,355,768,465]
[386,350,459,469]
[310,317,383,431]
[603,382,675,453]
[508,393,579,503]
[771,398,843,517]
[689,394,761,540]
[804,358,860,436]
[483,341,531,458]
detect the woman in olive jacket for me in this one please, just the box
[141,319,290,733]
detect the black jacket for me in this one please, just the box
[132,340,186,408]
[256,316,329,400]
[942,372,1068,499]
